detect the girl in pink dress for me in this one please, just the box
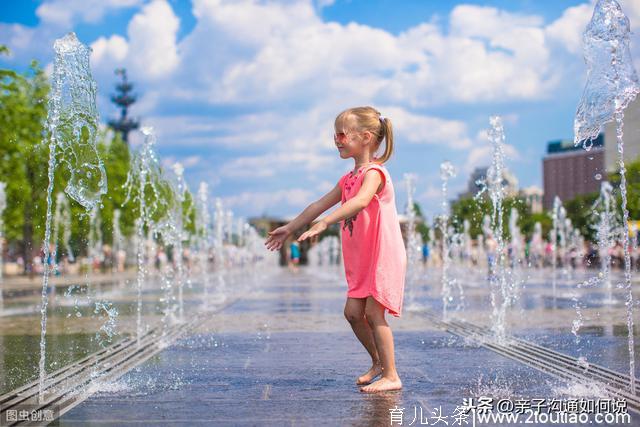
[264,106,407,393]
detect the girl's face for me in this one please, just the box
[334,116,369,158]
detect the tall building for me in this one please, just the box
[542,135,604,210]
[520,186,543,213]
[604,95,640,173]
[458,166,518,200]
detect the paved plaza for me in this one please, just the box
[48,266,634,426]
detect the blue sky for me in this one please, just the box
[2,0,640,222]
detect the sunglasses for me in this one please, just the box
[333,130,363,143]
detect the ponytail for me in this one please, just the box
[375,116,394,164]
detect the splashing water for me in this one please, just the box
[88,205,103,267]
[225,209,234,245]
[171,162,188,320]
[462,219,473,269]
[549,196,564,305]
[508,207,522,270]
[112,208,123,272]
[574,0,640,394]
[123,126,172,345]
[591,181,620,304]
[530,222,544,268]
[439,161,456,320]
[94,301,119,347]
[485,115,517,343]
[214,198,227,294]
[574,0,639,148]
[403,173,421,310]
[53,192,74,267]
[197,182,212,300]
[38,32,107,402]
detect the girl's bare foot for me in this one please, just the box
[359,376,402,393]
[356,362,383,385]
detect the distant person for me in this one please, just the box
[485,234,497,280]
[289,240,300,271]
[422,242,429,265]
[265,106,405,393]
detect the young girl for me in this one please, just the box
[264,106,407,393]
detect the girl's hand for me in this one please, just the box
[265,224,292,251]
[298,220,327,244]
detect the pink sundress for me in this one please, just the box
[338,163,407,317]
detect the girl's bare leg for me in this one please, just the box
[360,296,402,393]
[344,297,383,384]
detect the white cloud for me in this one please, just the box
[220,151,335,178]
[127,0,180,78]
[88,0,179,83]
[173,0,570,108]
[381,106,472,149]
[221,188,315,212]
[464,141,521,174]
[545,3,593,54]
[7,0,638,219]
[91,35,129,64]
[36,0,143,27]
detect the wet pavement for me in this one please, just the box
[55,266,638,426]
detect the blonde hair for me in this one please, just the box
[335,106,394,164]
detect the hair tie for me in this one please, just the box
[379,115,386,123]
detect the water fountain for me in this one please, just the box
[529,222,544,268]
[592,181,619,304]
[53,192,74,271]
[37,32,108,401]
[403,172,421,310]
[550,196,563,303]
[213,198,228,294]
[225,209,234,245]
[171,162,188,320]
[88,205,103,270]
[123,126,172,345]
[462,219,473,269]
[439,160,456,320]
[485,115,517,343]
[112,208,123,272]
[574,0,639,393]
[197,182,212,300]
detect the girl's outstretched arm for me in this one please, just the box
[265,181,342,251]
[298,170,382,242]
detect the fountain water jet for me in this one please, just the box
[403,172,421,310]
[574,0,640,393]
[439,161,456,320]
[53,192,74,270]
[197,182,212,301]
[123,126,171,345]
[592,181,620,304]
[171,162,188,320]
[38,32,108,402]
[485,115,517,343]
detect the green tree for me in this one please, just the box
[450,194,532,240]
[609,154,640,220]
[0,47,50,270]
[563,192,599,242]
[411,201,430,243]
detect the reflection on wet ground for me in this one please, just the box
[34,265,638,425]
